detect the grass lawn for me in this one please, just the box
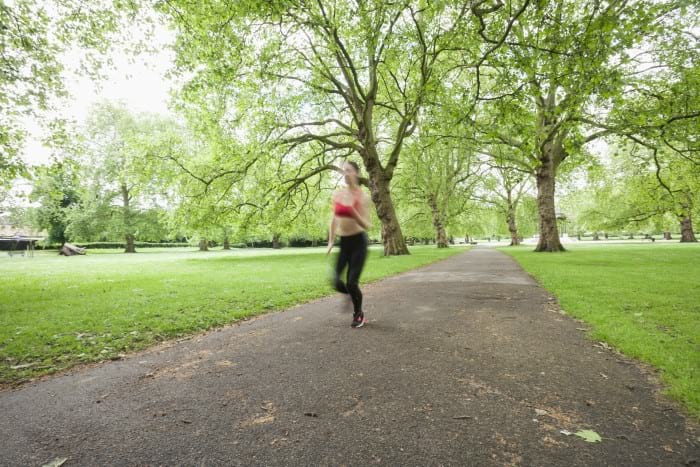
[0,245,466,384]
[503,243,700,418]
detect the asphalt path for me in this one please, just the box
[1,248,697,466]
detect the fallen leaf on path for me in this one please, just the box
[452,415,472,420]
[304,412,318,417]
[560,430,573,436]
[535,409,548,416]
[600,373,608,379]
[42,458,67,467]
[215,360,235,367]
[575,430,602,443]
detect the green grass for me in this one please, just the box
[0,245,466,383]
[503,243,700,418]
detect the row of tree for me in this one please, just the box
[19,102,538,250]
[152,0,699,253]
[18,99,695,252]
[2,1,699,253]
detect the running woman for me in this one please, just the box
[326,161,371,328]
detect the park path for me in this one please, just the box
[1,248,697,466]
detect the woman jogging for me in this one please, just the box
[327,161,371,328]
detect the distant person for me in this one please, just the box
[327,161,371,328]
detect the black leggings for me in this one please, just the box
[334,231,368,313]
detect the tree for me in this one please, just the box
[476,0,678,251]
[628,144,699,242]
[160,125,333,250]
[28,159,80,245]
[159,0,529,255]
[76,102,178,251]
[562,142,699,242]
[397,129,479,248]
[561,2,700,242]
[0,0,141,189]
[474,155,532,246]
[604,19,700,241]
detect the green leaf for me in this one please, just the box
[575,429,602,443]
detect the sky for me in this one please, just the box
[6,23,177,203]
[21,26,176,167]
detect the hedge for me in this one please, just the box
[36,242,192,250]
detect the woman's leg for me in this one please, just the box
[334,238,350,294]
[346,233,368,315]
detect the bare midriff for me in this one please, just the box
[334,188,367,237]
[336,215,365,237]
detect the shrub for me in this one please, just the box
[36,242,192,250]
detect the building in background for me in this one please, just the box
[0,213,46,254]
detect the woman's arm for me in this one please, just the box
[327,214,336,255]
[352,193,371,230]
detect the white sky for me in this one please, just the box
[6,22,177,203]
[21,26,176,167]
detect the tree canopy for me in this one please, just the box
[5,0,700,251]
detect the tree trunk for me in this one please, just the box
[121,183,136,253]
[125,234,135,253]
[199,237,208,251]
[223,236,230,250]
[427,194,448,248]
[366,166,409,255]
[272,233,282,249]
[435,229,448,248]
[592,232,600,241]
[663,231,672,240]
[534,158,565,252]
[679,214,697,242]
[506,206,520,246]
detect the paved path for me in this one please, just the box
[1,249,698,466]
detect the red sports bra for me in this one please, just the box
[334,197,360,218]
